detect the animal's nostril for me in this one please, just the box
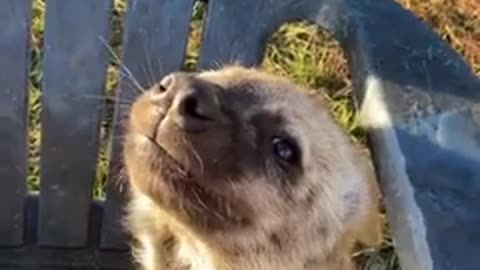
[183,95,211,121]
[162,73,219,132]
[158,74,174,93]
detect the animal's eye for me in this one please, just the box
[272,136,299,164]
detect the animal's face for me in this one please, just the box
[124,66,367,244]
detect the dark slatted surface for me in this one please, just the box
[0,0,32,247]
[100,0,195,249]
[0,196,133,270]
[38,0,113,247]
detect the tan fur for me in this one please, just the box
[123,66,382,270]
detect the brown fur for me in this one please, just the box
[123,66,382,270]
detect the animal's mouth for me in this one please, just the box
[137,131,193,181]
[135,108,194,181]
[126,131,251,231]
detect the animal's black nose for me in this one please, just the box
[159,72,220,132]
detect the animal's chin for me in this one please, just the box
[128,134,249,231]
[158,177,248,232]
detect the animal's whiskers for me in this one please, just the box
[81,94,134,105]
[142,38,157,88]
[99,35,145,94]
[181,138,206,179]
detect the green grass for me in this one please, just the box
[26,0,479,269]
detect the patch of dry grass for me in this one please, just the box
[25,0,479,269]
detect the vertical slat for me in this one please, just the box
[198,0,303,69]
[0,0,31,247]
[38,0,112,247]
[100,0,195,249]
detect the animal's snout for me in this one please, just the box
[154,72,222,133]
